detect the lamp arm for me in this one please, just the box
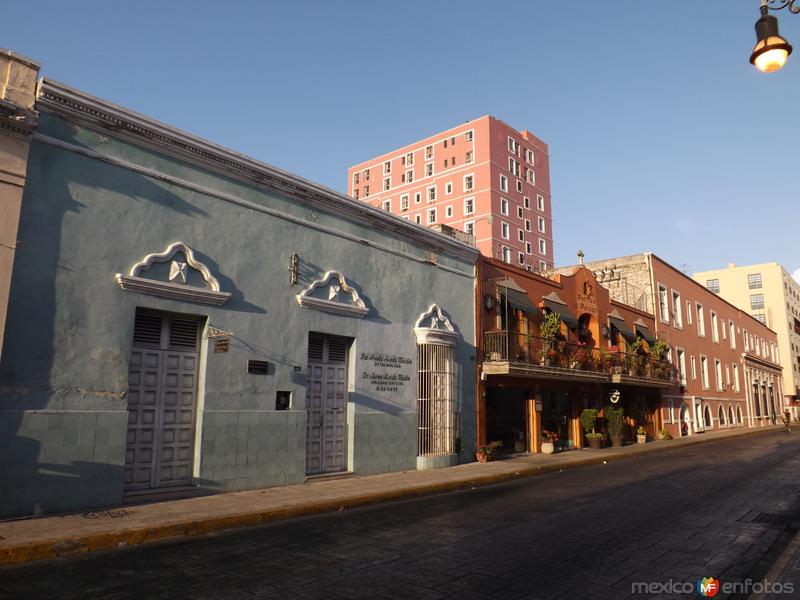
[767,0,800,14]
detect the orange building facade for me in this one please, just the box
[476,256,673,453]
[347,115,554,271]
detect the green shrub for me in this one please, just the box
[580,408,599,435]
[605,406,624,437]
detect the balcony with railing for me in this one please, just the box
[483,331,674,387]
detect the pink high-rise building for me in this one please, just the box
[347,115,554,270]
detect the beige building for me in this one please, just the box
[692,262,800,407]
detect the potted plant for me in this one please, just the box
[605,406,625,447]
[636,425,647,444]
[539,312,562,366]
[541,430,558,454]
[657,427,673,440]
[475,441,502,463]
[580,408,603,449]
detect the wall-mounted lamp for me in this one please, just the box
[484,294,496,311]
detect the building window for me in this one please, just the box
[427,208,437,224]
[425,163,433,177]
[672,291,682,328]
[715,359,723,390]
[537,216,546,233]
[464,197,474,215]
[526,168,535,184]
[501,222,510,239]
[416,341,455,458]
[539,260,547,271]
[729,320,736,349]
[443,138,448,148]
[414,214,421,224]
[733,364,740,391]
[517,206,524,219]
[502,247,511,263]
[500,197,509,215]
[464,221,474,235]
[754,313,766,324]
[445,182,453,195]
[404,152,414,166]
[537,195,545,210]
[524,196,531,209]
[697,302,706,336]
[364,185,370,197]
[743,329,749,351]
[509,157,520,177]
[353,172,360,185]
[518,252,525,265]
[465,130,473,142]
[686,300,693,325]
[364,168,370,180]
[353,188,359,200]
[465,150,473,163]
[414,192,422,204]
[450,155,456,166]
[383,177,390,191]
[383,161,391,175]
[525,219,531,232]
[507,136,517,153]
[748,273,762,289]
[500,174,508,192]
[701,356,709,389]
[691,355,697,380]
[750,294,765,309]
[725,364,730,386]
[711,311,719,342]
[382,200,391,211]
[516,180,523,192]
[658,285,669,323]
[400,194,409,211]
[538,238,546,255]
[425,145,433,160]
[518,229,525,242]
[706,279,720,293]
[464,174,474,191]
[526,148,535,164]
[427,186,436,202]
[526,241,532,254]
[445,205,453,218]
[404,170,414,183]
[676,348,686,385]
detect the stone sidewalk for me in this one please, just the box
[0,425,782,568]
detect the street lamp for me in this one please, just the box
[750,0,796,72]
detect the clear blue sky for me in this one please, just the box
[7,1,799,278]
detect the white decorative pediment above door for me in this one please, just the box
[295,271,369,318]
[115,241,231,305]
[414,304,459,345]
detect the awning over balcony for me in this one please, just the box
[542,292,578,327]
[608,311,636,342]
[505,289,538,314]
[633,318,656,343]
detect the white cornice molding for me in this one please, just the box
[35,79,479,263]
[296,271,369,318]
[414,304,459,346]
[115,241,231,305]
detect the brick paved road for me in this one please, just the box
[2,432,799,600]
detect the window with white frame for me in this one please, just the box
[405,152,414,166]
[464,197,474,215]
[500,197,509,215]
[364,185,370,197]
[665,399,675,424]
[425,145,433,160]
[427,208,436,224]
[464,221,474,235]
[383,177,390,191]
[725,364,730,386]
[353,172,360,185]
[500,174,508,192]
[537,194,545,210]
[748,273,762,289]
[525,219,531,232]
[414,214,421,224]
[465,130,473,142]
[465,150,473,163]
[658,285,669,323]
[539,260,547,271]
[383,161,391,175]
[509,157,520,177]
[701,356,709,389]
[427,186,436,202]
[516,179,523,192]
[672,291,682,328]
[691,355,697,380]
[517,206,523,219]
[526,168,535,185]
[524,196,531,209]
[537,216,546,233]
[501,222,510,239]
[750,294,765,309]
[382,200,391,211]
[711,311,719,342]
[364,168,370,180]
[733,363,740,391]
[414,191,421,204]
[405,169,414,183]
[507,136,517,153]
[445,182,453,195]
[706,279,720,293]
[353,188,359,200]
[526,241,532,254]
[400,194,409,211]
[729,320,736,348]
[743,329,749,351]
[525,148,534,164]
[425,163,433,177]
[686,300,693,325]
[676,348,686,385]
[721,319,727,340]
[715,359,723,390]
[697,302,706,336]
[518,252,525,265]
[518,229,525,242]
[464,174,474,191]
[502,246,511,263]
[445,205,453,218]
[538,238,546,254]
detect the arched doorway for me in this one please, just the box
[729,405,735,427]
[679,404,691,437]
[718,405,726,427]
[704,404,713,430]
[737,406,743,424]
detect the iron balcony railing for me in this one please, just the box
[484,331,675,383]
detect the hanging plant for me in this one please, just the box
[650,339,670,360]
[627,336,643,355]
[539,311,562,341]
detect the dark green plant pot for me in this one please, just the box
[588,437,603,450]
[610,435,624,448]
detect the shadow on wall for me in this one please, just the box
[0,125,246,517]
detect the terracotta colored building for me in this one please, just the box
[476,256,673,453]
[558,253,784,438]
[347,115,554,271]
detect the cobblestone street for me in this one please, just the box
[2,432,799,600]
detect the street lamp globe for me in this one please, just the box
[750,9,793,72]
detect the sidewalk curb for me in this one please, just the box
[0,426,782,567]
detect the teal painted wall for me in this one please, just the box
[0,113,477,516]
